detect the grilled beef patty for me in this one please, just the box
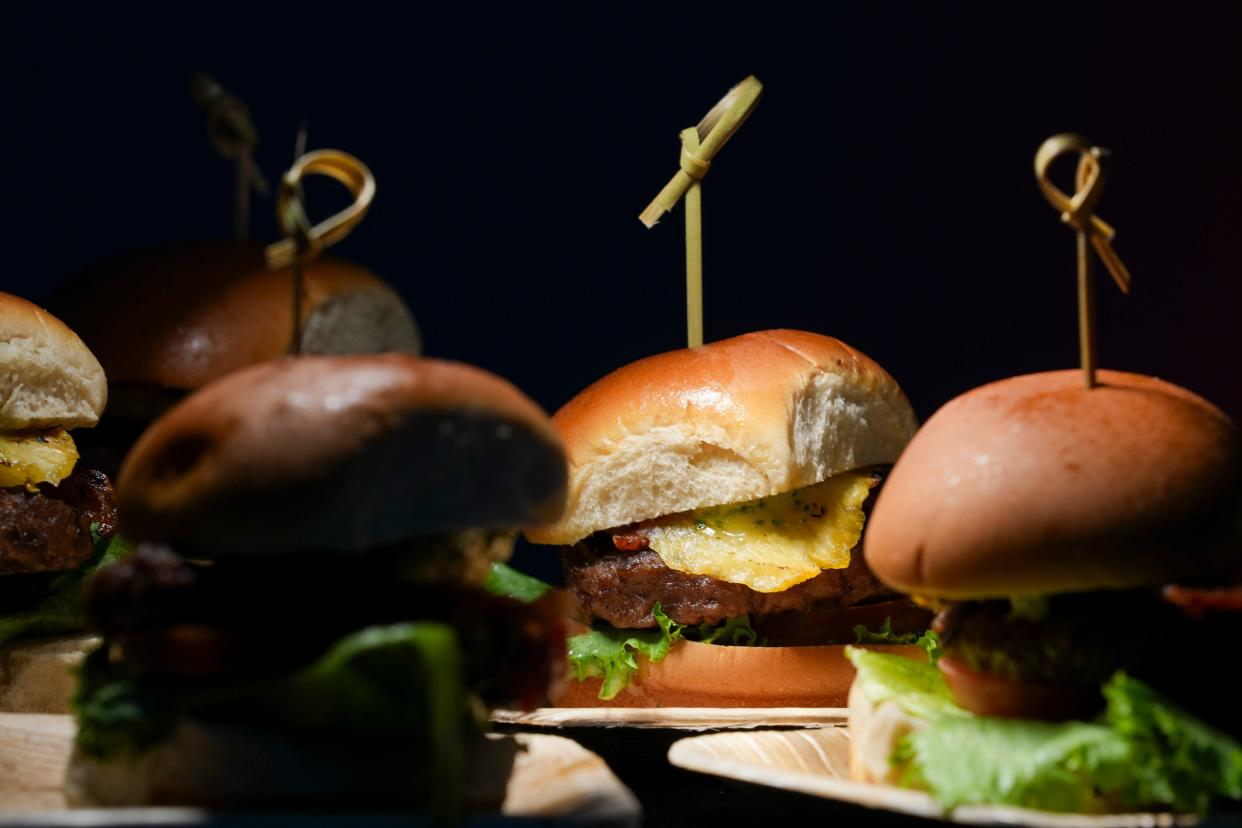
[562,533,894,628]
[86,543,567,709]
[0,467,117,576]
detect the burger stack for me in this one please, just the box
[65,354,570,811]
[50,240,420,476]
[846,369,1242,813]
[0,293,126,713]
[526,329,932,707]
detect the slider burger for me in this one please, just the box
[51,241,420,473]
[0,293,126,712]
[68,354,568,810]
[525,329,927,706]
[848,370,1242,813]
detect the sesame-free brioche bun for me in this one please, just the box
[865,370,1241,600]
[118,354,567,554]
[555,639,926,708]
[526,330,917,546]
[0,634,100,713]
[53,240,420,396]
[0,293,106,430]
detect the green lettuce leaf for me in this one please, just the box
[1103,673,1242,813]
[567,603,681,700]
[900,715,1133,813]
[73,644,183,760]
[692,614,759,646]
[852,618,941,662]
[568,604,759,700]
[75,621,469,760]
[0,529,133,647]
[484,561,551,604]
[849,649,1242,814]
[286,622,465,825]
[78,622,468,825]
[846,645,967,723]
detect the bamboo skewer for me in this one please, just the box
[682,128,705,348]
[640,76,763,348]
[1077,227,1097,387]
[1034,134,1132,389]
[265,148,376,354]
[190,73,270,241]
[234,150,253,240]
[289,125,309,355]
[639,77,763,229]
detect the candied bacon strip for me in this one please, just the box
[47,467,118,539]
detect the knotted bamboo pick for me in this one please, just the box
[1034,134,1132,389]
[264,148,376,353]
[640,76,763,348]
[190,73,270,240]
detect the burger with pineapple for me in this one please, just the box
[0,293,127,712]
[522,330,931,707]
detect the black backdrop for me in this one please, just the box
[7,6,1242,426]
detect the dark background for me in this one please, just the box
[6,11,1242,822]
[6,6,1241,424]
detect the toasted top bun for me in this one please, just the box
[526,330,917,545]
[865,370,1242,599]
[0,292,106,430]
[53,241,420,395]
[118,355,566,555]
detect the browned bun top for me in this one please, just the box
[527,329,917,545]
[118,354,566,554]
[54,241,419,393]
[865,370,1241,599]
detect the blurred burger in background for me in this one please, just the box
[51,241,420,475]
[523,329,930,707]
[68,353,567,811]
[49,78,419,475]
[0,293,129,712]
[847,370,1242,814]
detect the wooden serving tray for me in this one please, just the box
[0,713,639,826]
[492,707,851,826]
[492,706,847,730]
[667,726,1202,827]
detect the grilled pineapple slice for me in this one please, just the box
[0,429,78,491]
[642,472,875,593]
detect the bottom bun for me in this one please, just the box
[0,634,100,714]
[554,640,926,708]
[66,721,519,807]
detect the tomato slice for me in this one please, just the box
[938,655,1100,721]
[119,625,248,678]
[611,531,650,551]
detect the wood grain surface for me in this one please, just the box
[0,714,639,825]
